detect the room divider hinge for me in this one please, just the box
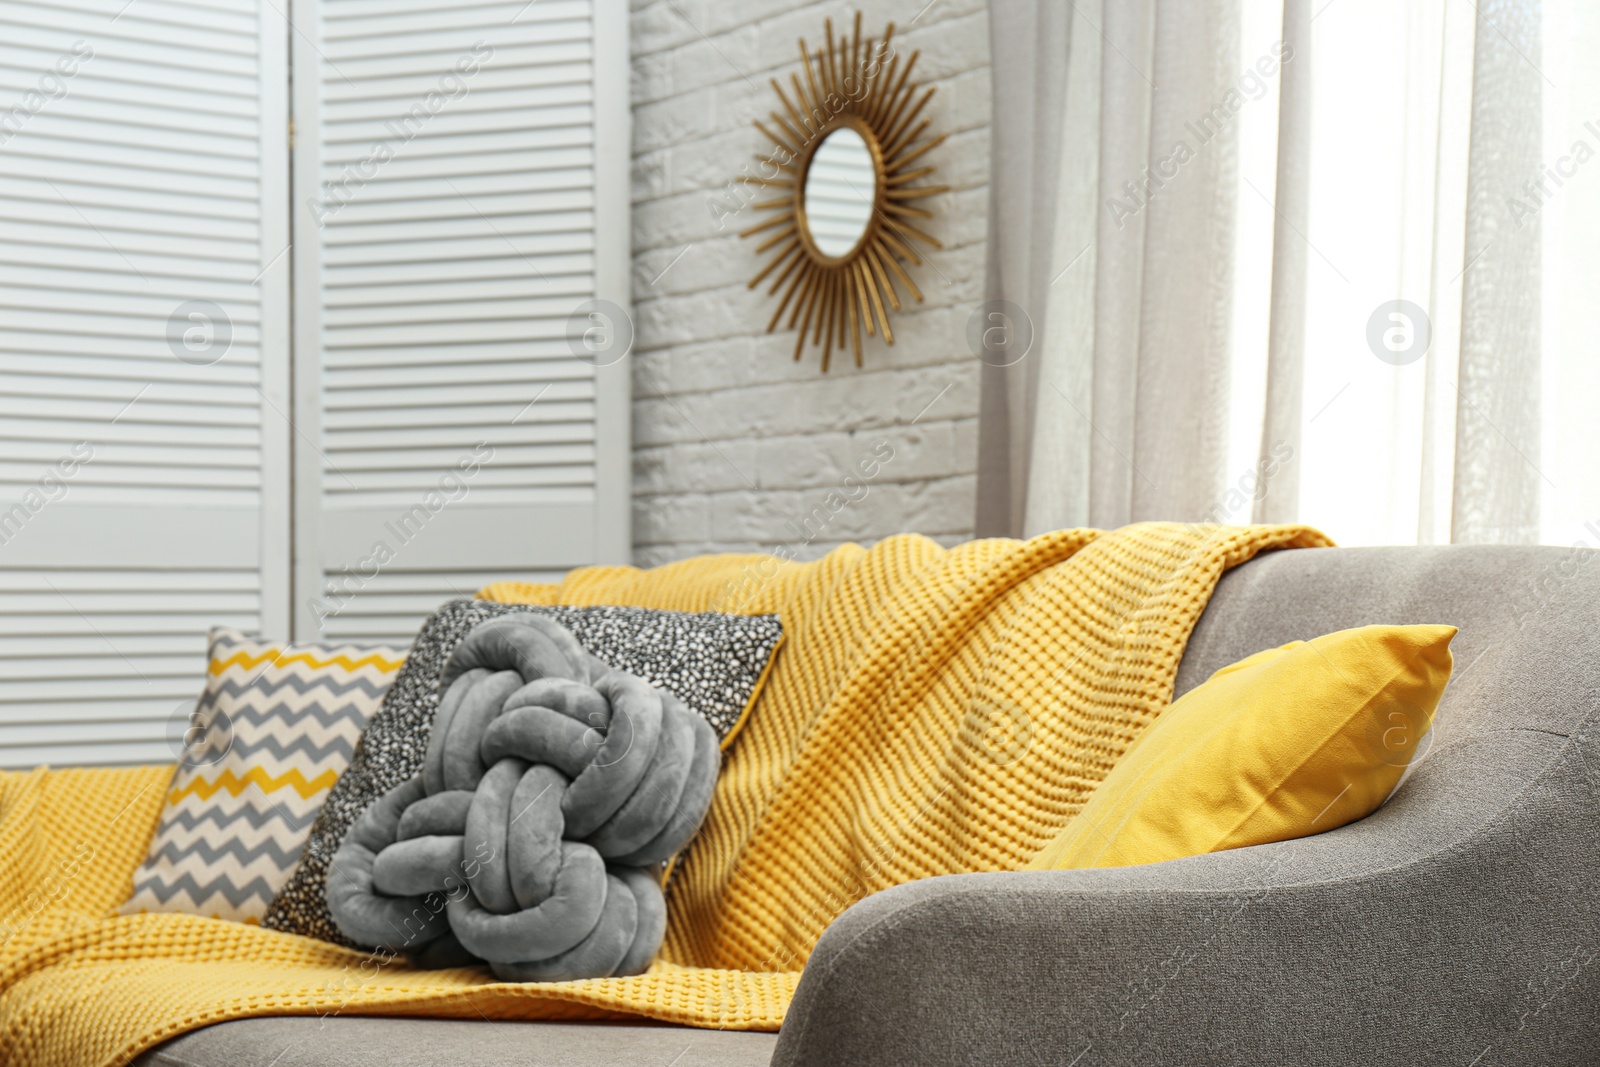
[288,117,296,149]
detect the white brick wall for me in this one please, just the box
[629,0,990,566]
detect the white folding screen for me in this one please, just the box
[0,0,631,765]
[289,0,631,644]
[0,0,290,767]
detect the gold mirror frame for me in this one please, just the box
[738,14,948,372]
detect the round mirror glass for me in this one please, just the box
[804,127,876,258]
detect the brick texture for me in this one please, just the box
[629,0,990,564]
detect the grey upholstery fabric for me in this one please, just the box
[130,1017,777,1067]
[773,544,1600,1066]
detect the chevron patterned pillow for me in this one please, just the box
[120,628,405,924]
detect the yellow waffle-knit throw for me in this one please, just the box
[0,523,1329,1067]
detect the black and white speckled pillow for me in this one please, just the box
[262,599,783,947]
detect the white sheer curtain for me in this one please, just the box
[978,0,1600,548]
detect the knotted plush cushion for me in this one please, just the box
[324,614,719,981]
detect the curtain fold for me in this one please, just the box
[1416,0,1474,545]
[974,0,1071,538]
[1252,0,1310,524]
[1451,0,1542,544]
[1083,0,1154,532]
[1127,0,1240,524]
[1017,0,1102,537]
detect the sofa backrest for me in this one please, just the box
[1175,544,1600,742]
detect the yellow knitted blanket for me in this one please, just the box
[0,523,1327,1067]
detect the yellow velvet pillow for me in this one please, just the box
[1026,623,1456,871]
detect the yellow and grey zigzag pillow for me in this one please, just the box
[121,628,405,925]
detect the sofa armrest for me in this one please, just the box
[771,728,1600,1066]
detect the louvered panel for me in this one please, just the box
[323,314,586,350]
[327,463,594,494]
[0,0,289,766]
[0,43,254,97]
[325,397,592,431]
[325,357,594,388]
[0,610,255,637]
[326,376,592,411]
[323,37,591,86]
[0,72,254,110]
[332,441,594,472]
[1,28,257,82]
[326,101,594,148]
[328,83,591,127]
[0,271,262,317]
[0,189,259,240]
[0,74,256,125]
[0,129,256,178]
[0,415,259,449]
[323,266,592,307]
[324,0,545,20]
[0,355,256,387]
[0,441,255,469]
[3,0,257,50]
[0,568,258,769]
[0,245,262,286]
[0,217,258,265]
[322,130,593,173]
[0,402,259,430]
[0,151,258,202]
[0,633,201,657]
[11,112,257,167]
[0,372,258,403]
[316,568,567,645]
[0,168,257,213]
[321,0,588,44]
[322,191,594,240]
[292,0,629,640]
[324,149,596,192]
[323,32,591,78]
[321,343,576,372]
[321,230,594,269]
[330,419,595,453]
[319,58,595,115]
[20,0,255,18]
[325,249,593,290]
[0,330,260,366]
[323,162,592,211]
[0,461,259,492]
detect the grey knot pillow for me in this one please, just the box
[263,598,782,948]
[325,616,719,980]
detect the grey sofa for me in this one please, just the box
[135,544,1600,1067]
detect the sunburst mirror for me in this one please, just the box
[738,14,948,371]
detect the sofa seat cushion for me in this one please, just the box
[132,1017,777,1067]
